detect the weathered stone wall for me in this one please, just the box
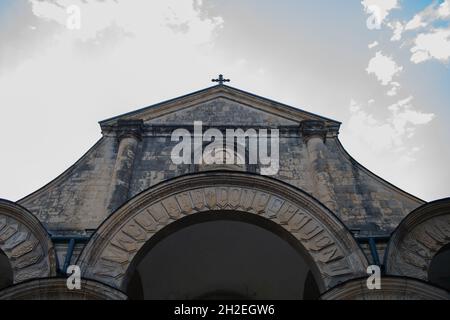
[18,138,117,231]
[320,277,450,300]
[17,96,423,235]
[145,98,299,126]
[0,278,127,300]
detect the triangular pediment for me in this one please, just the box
[100,85,340,128]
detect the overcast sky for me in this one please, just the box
[0,0,449,202]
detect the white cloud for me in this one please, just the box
[387,81,400,96]
[387,96,435,138]
[346,97,434,159]
[29,0,223,43]
[389,21,404,41]
[387,14,426,42]
[342,96,443,201]
[422,0,450,20]
[386,0,450,50]
[439,0,450,17]
[405,14,427,31]
[368,41,379,49]
[361,0,399,25]
[0,0,228,200]
[403,0,450,32]
[366,51,403,85]
[362,0,450,66]
[354,2,449,200]
[411,28,450,63]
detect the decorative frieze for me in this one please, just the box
[0,201,55,284]
[78,173,367,291]
[385,198,450,280]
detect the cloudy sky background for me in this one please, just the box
[0,0,449,202]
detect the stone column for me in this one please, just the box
[107,120,143,213]
[301,120,338,213]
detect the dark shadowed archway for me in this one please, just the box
[0,249,13,290]
[78,172,368,292]
[126,211,321,300]
[428,243,450,291]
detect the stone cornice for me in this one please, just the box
[99,85,341,128]
[101,122,340,138]
[102,120,144,140]
[300,120,328,141]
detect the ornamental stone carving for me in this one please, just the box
[77,172,368,291]
[385,198,450,280]
[321,277,450,300]
[0,200,56,283]
[0,278,127,300]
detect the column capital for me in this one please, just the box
[101,120,144,140]
[116,120,144,140]
[300,120,327,141]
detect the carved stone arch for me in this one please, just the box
[320,276,450,300]
[0,278,127,300]
[385,198,450,280]
[0,200,56,283]
[77,172,368,291]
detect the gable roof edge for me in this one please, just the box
[99,84,341,127]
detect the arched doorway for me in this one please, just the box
[78,172,368,293]
[0,249,13,290]
[126,212,320,300]
[428,243,450,291]
[385,198,450,281]
[0,200,56,284]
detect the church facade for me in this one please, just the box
[0,83,449,300]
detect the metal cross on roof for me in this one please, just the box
[211,74,230,85]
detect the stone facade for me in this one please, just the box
[17,87,422,235]
[0,84,448,299]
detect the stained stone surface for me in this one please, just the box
[1,85,447,300]
[0,278,127,300]
[18,86,423,235]
[320,277,450,300]
[76,173,369,290]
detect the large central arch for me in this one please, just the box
[127,211,325,299]
[78,172,368,292]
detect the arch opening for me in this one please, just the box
[78,172,368,292]
[428,243,450,291]
[0,249,13,290]
[126,211,321,300]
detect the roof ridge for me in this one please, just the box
[99,84,341,126]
